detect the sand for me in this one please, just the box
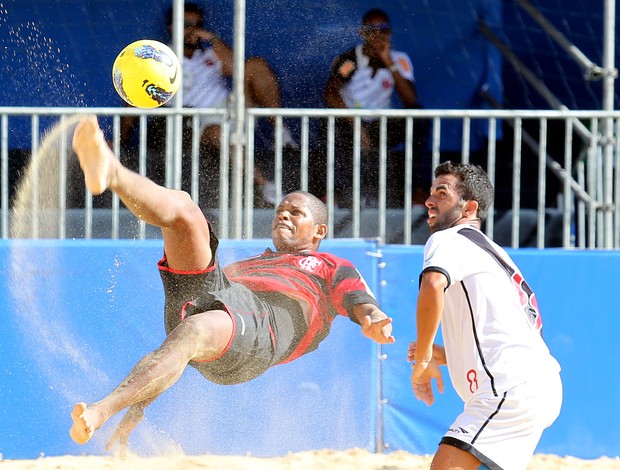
[1,449,619,469]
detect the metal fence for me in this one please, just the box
[1,106,618,249]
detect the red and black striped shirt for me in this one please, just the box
[224,248,378,363]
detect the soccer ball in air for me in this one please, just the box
[112,39,181,108]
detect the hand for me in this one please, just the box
[186,26,219,46]
[410,359,444,406]
[374,38,392,69]
[361,313,395,344]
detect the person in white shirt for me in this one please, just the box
[409,161,562,470]
[324,8,429,207]
[121,2,296,207]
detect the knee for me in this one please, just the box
[173,311,233,361]
[167,190,204,227]
[200,125,221,152]
[245,56,273,78]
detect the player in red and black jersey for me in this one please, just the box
[69,116,395,454]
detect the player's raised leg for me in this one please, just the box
[72,115,212,271]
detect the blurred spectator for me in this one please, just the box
[323,8,430,207]
[122,1,296,207]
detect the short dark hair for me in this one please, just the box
[285,191,328,226]
[434,161,495,222]
[362,8,390,24]
[166,2,205,26]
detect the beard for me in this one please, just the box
[429,206,465,234]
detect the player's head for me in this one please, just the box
[360,8,392,45]
[425,162,494,233]
[272,191,328,253]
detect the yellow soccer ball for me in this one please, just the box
[112,39,181,108]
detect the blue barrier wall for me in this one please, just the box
[1,239,619,460]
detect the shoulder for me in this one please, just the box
[332,46,357,64]
[391,50,411,61]
[390,50,414,76]
[330,46,358,78]
[423,227,467,264]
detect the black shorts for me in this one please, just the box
[158,240,306,385]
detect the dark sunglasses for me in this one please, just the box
[362,23,392,33]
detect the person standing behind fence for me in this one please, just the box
[409,161,562,470]
[323,8,429,207]
[121,2,296,207]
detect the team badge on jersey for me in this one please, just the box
[298,256,322,272]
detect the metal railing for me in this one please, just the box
[1,106,618,249]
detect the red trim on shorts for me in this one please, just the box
[189,305,236,363]
[157,254,216,275]
[269,323,277,352]
[180,301,193,321]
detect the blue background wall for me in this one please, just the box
[1,239,619,460]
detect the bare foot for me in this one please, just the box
[69,402,99,445]
[72,116,116,195]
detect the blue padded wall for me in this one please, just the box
[1,239,620,460]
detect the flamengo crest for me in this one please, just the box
[298,256,322,272]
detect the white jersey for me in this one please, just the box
[422,224,561,403]
[336,45,414,121]
[180,48,229,108]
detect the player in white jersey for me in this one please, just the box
[409,161,562,470]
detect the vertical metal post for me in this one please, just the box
[1,115,8,238]
[602,0,616,248]
[486,117,497,239]
[171,0,185,191]
[231,0,247,238]
[537,118,547,248]
[511,118,522,248]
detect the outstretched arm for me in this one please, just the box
[351,303,395,344]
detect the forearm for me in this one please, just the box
[211,39,233,75]
[194,28,233,74]
[352,303,385,323]
[415,275,445,361]
[392,74,417,107]
[324,78,347,109]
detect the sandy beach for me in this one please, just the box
[1,449,619,469]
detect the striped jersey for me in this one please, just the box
[224,248,378,363]
[421,225,561,402]
[180,47,229,108]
